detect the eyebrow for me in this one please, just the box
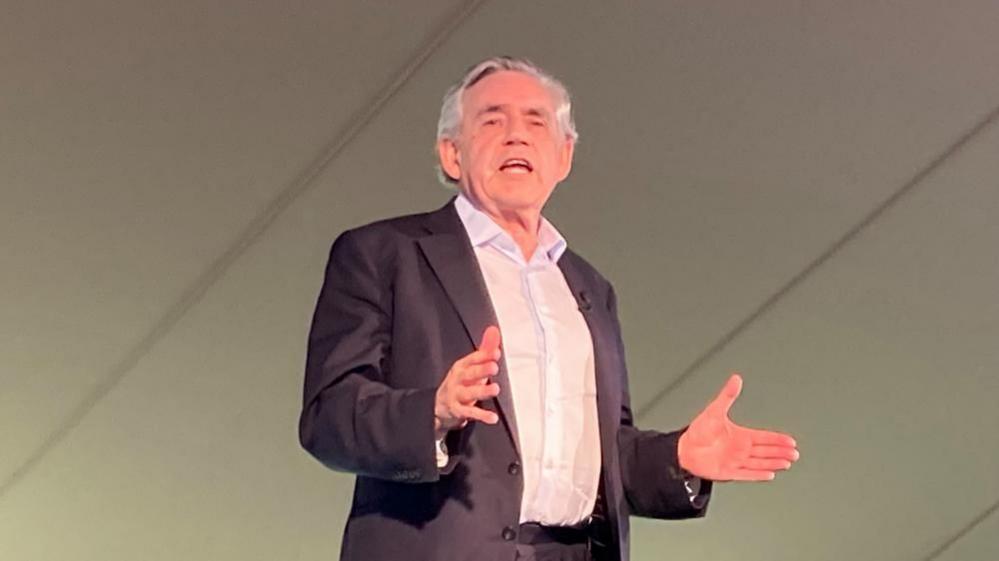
[474,105,551,119]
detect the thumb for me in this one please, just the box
[479,325,501,354]
[709,372,743,416]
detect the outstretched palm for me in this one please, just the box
[678,374,799,482]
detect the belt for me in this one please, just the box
[517,522,590,546]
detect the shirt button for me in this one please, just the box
[507,461,521,475]
[502,526,517,541]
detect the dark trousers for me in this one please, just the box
[514,542,590,561]
[515,523,594,561]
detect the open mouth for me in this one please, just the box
[499,158,533,174]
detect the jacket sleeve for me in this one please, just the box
[608,284,713,519]
[298,229,440,483]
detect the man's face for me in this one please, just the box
[438,70,574,216]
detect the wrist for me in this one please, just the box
[434,417,446,441]
[433,396,446,439]
[677,430,691,472]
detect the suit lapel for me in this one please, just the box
[558,252,621,464]
[416,200,521,457]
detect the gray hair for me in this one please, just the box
[435,56,578,185]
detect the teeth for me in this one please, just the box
[501,158,532,171]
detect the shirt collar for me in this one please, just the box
[454,192,568,263]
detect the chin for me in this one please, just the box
[495,179,545,197]
[472,176,550,211]
[494,190,544,210]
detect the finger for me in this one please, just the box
[741,458,792,471]
[455,404,499,425]
[748,429,797,449]
[708,373,743,416]
[478,325,501,355]
[456,382,501,403]
[459,362,499,384]
[750,445,800,462]
[457,348,500,367]
[726,469,776,482]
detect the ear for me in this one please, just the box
[437,138,462,182]
[555,137,575,182]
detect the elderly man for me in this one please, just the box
[299,56,799,561]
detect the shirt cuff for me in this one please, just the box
[435,435,449,469]
[682,470,709,509]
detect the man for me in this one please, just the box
[299,56,799,561]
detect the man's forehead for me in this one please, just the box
[462,70,557,113]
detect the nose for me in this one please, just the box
[503,116,530,146]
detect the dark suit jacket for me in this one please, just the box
[299,198,710,561]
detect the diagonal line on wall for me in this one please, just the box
[920,497,999,561]
[635,100,999,421]
[0,0,489,502]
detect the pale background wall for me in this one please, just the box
[2,1,998,559]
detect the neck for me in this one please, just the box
[462,193,542,261]
[493,210,539,261]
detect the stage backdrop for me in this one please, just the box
[2,1,998,560]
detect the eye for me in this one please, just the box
[530,119,546,127]
[483,118,500,126]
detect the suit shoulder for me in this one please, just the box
[337,209,435,245]
[325,202,452,276]
[330,199,453,256]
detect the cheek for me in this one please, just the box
[538,151,562,177]
[469,143,499,173]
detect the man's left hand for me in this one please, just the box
[677,373,799,482]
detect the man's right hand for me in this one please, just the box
[434,326,502,439]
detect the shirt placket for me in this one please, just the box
[526,259,565,522]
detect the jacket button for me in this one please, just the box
[507,461,520,475]
[502,526,517,541]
